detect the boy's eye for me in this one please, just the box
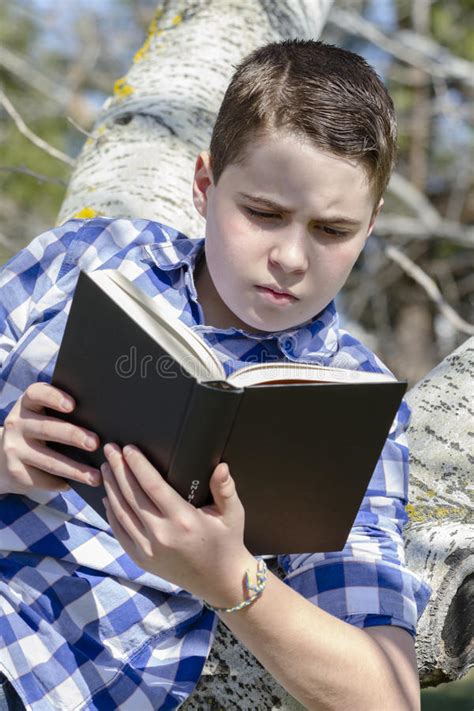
[245,207,280,220]
[317,225,347,238]
[245,208,348,238]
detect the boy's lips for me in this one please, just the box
[255,285,299,304]
[257,284,299,299]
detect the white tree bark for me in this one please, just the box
[404,336,473,687]
[57,0,332,237]
[57,0,473,703]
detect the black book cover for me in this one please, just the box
[46,270,406,555]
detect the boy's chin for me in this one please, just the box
[233,311,312,335]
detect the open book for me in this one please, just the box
[100,270,393,388]
[47,269,407,555]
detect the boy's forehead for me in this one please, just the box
[230,131,366,175]
[221,133,377,215]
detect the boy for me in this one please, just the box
[0,40,431,710]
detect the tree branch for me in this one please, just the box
[328,7,474,85]
[0,165,68,187]
[380,174,474,246]
[375,215,474,246]
[388,172,442,228]
[0,88,75,166]
[385,245,474,335]
[66,116,95,139]
[0,44,71,105]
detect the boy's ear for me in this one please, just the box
[192,151,214,219]
[366,197,384,238]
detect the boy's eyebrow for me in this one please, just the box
[237,192,362,226]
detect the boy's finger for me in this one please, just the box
[9,463,70,494]
[21,382,75,414]
[22,441,102,487]
[121,445,189,517]
[101,464,150,548]
[21,411,99,452]
[103,446,166,523]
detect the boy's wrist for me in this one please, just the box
[202,549,258,610]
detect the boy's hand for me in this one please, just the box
[0,382,102,496]
[101,443,254,606]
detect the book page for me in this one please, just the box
[89,270,225,381]
[227,362,395,387]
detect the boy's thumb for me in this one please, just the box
[210,463,236,511]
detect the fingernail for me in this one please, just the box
[104,443,116,457]
[83,435,96,449]
[102,497,108,508]
[61,398,73,411]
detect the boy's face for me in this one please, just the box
[192,130,382,333]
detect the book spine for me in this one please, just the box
[166,380,243,507]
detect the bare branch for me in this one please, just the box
[445,152,472,223]
[65,12,101,93]
[385,245,474,336]
[66,116,94,139]
[328,8,474,86]
[380,173,474,247]
[0,44,71,105]
[0,166,68,187]
[397,28,474,85]
[388,172,441,228]
[0,88,75,167]
[375,215,474,247]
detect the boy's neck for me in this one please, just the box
[193,250,263,333]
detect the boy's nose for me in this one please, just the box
[268,236,309,274]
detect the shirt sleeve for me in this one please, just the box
[0,221,80,367]
[277,397,433,639]
[0,220,89,418]
[0,217,133,424]
[0,216,176,425]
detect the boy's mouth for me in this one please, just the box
[256,285,298,304]
[257,283,298,298]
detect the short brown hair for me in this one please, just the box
[209,39,397,205]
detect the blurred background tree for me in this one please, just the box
[0,1,472,706]
[0,0,157,251]
[325,0,473,387]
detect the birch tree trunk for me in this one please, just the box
[56,0,473,703]
[57,0,332,236]
[404,336,473,688]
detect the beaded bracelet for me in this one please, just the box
[203,558,268,613]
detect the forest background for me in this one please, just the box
[0,0,472,708]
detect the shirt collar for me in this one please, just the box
[141,236,340,365]
[142,237,204,272]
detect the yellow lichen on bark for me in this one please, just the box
[72,207,102,219]
[405,503,426,523]
[134,8,165,63]
[85,125,107,148]
[113,77,134,100]
[405,501,466,523]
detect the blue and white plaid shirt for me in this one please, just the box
[0,217,432,710]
